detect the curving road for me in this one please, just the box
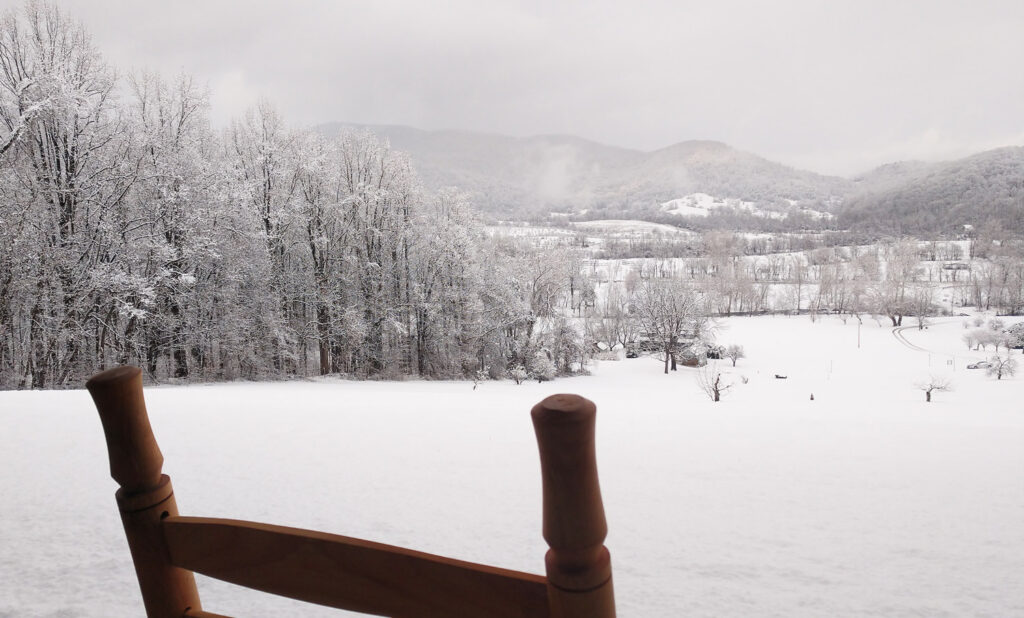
[892,324,930,352]
[892,319,960,353]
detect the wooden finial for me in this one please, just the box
[86,366,164,493]
[532,394,614,616]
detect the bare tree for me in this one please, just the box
[910,286,935,330]
[696,363,731,402]
[725,344,745,367]
[987,356,1018,380]
[633,278,707,374]
[872,239,921,326]
[915,376,952,402]
[585,284,638,352]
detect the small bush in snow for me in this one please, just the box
[509,366,529,385]
[530,353,558,382]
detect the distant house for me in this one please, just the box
[677,344,707,367]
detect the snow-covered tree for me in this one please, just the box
[872,240,921,327]
[633,277,708,374]
[0,0,128,387]
[987,356,1017,380]
[725,344,746,367]
[915,376,951,402]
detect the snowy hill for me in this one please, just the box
[660,193,836,222]
[315,123,851,216]
[662,193,771,218]
[317,123,1024,235]
[840,147,1024,235]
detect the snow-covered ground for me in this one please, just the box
[660,193,837,222]
[662,193,786,220]
[571,219,693,236]
[2,315,1023,617]
[662,193,759,217]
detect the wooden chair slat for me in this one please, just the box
[183,609,233,618]
[87,366,616,617]
[163,515,550,618]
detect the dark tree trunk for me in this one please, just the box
[317,303,330,375]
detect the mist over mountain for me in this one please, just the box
[317,123,1024,235]
[316,123,850,215]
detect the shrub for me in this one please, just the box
[509,365,529,385]
[529,352,558,382]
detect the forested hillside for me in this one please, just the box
[324,123,1024,239]
[840,147,1024,235]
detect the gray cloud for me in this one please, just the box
[19,0,1024,175]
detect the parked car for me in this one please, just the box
[966,361,992,369]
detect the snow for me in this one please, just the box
[2,315,1024,617]
[662,193,749,217]
[571,219,692,236]
[661,193,785,220]
[660,193,837,221]
[797,207,834,220]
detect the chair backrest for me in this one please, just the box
[86,366,615,618]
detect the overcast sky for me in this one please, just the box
[17,0,1024,176]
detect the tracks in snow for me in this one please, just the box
[892,319,958,353]
[892,325,930,352]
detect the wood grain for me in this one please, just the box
[163,516,550,618]
[87,366,204,618]
[88,365,617,617]
[86,365,163,492]
[532,394,616,618]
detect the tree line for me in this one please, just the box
[0,2,591,389]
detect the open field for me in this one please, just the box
[1,314,1023,617]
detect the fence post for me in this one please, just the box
[531,394,615,618]
[87,366,202,618]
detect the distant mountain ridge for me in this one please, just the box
[316,123,1024,235]
[840,147,1024,235]
[316,123,850,215]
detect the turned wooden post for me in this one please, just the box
[86,366,203,618]
[531,394,615,618]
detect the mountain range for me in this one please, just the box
[316,123,1024,236]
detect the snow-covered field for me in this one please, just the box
[571,219,694,236]
[662,193,757,218]
[2,315,1023,617]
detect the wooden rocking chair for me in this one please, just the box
[86,366,615,618]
